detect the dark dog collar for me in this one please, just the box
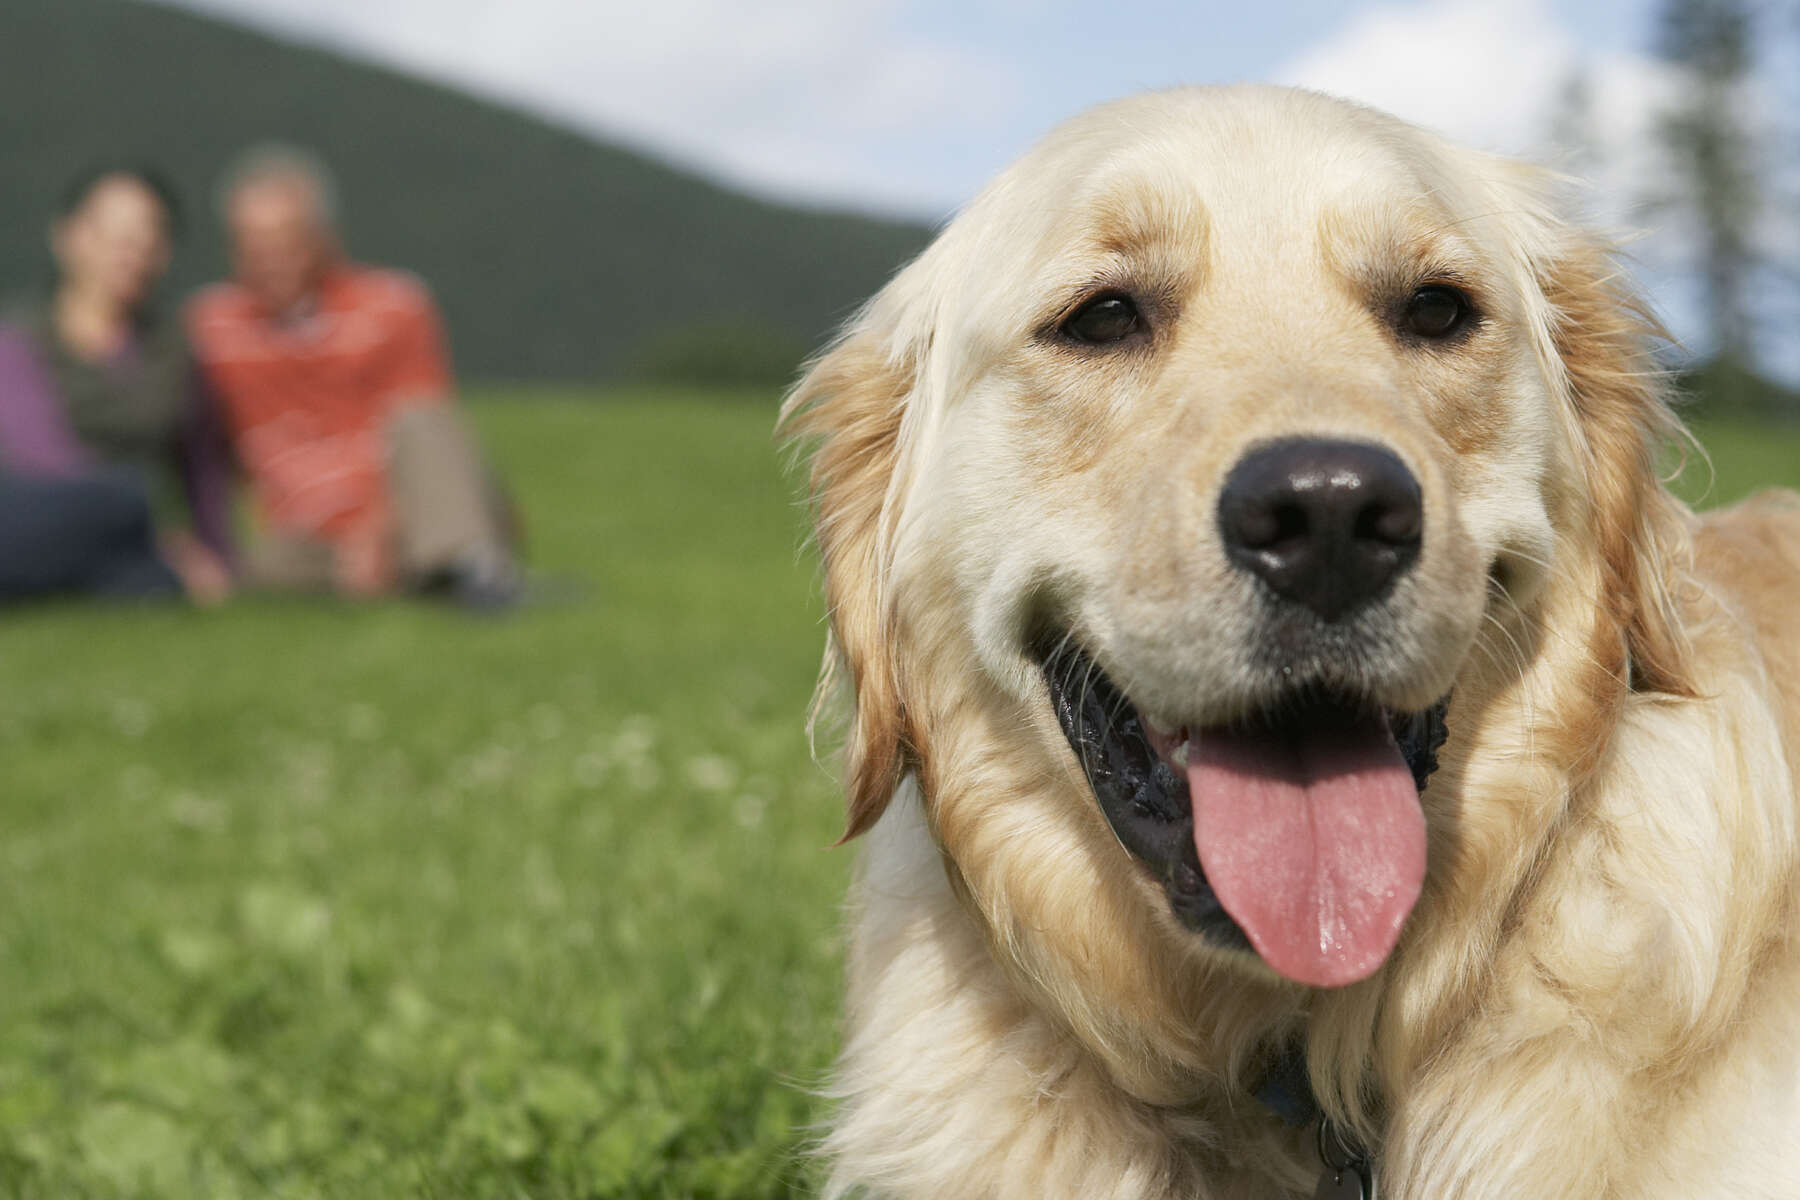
[1254,1044,1376,1200]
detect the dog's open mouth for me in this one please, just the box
[1036,637,1448,987]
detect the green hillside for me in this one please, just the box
[0,0,932,382]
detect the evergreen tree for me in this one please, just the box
[1655,0,1761,404]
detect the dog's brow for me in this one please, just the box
[1317,200,1488,300]
[1082,176,1212,264]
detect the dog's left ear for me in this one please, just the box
[780,328,919,841]
[1538,240,1698,698]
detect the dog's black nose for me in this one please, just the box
[1217,438,1422,622]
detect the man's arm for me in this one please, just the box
[375,274,456,414]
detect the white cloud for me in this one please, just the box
[1269,0,1687,200]
[1274,0,1580,154]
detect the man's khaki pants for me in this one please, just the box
[244,405,514,593]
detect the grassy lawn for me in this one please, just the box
[1,393,1796,1198]
[0,390,841,1198]
[1670,420,1800,510]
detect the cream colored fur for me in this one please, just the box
[783,86,1800,1199]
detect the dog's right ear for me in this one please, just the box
[780,330,918,841]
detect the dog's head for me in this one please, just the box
[785,87,1692,1014]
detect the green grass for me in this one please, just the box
[2,396,1797,1198]
[1672,419,1800,510]
[0,390,841,1198]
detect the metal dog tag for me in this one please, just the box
[1313,1121,1374,1200]
[1312,1162,1373,1200]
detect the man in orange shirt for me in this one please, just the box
[188,146,517,607]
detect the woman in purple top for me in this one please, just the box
[0,166,235,603]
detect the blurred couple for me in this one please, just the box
[0,148,520,611]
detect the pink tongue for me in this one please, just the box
[1189,713,1425,988]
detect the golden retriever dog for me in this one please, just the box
[781,85,1800,1199]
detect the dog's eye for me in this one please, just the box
[1060,293,1143,344]
[1401,285,1472,339]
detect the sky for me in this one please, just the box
[160,0,1796,372]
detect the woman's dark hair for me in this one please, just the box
[57,164,184,243]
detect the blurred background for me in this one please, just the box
[0,2,1795,1197]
